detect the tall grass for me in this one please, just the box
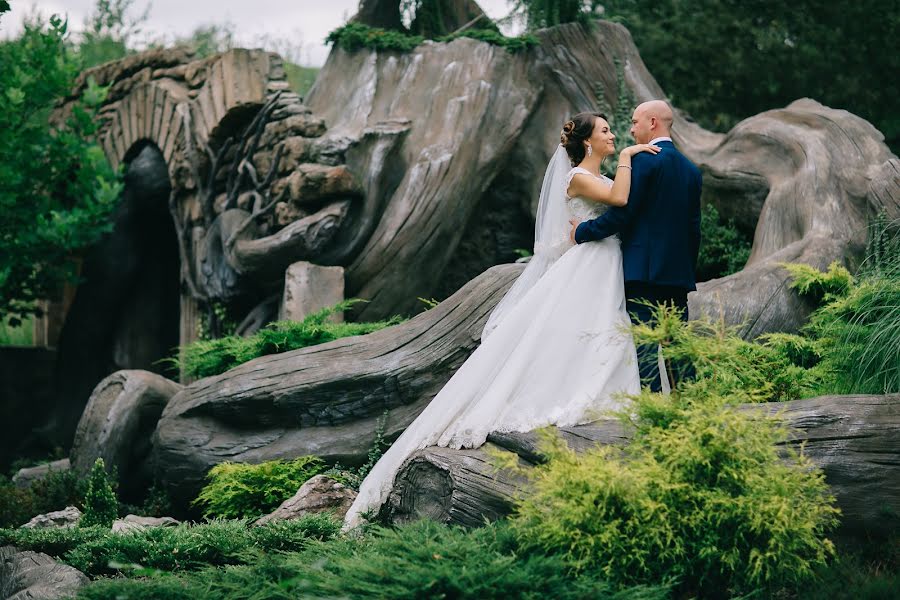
[783,215,900,395]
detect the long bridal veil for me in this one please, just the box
[482,145,573,339]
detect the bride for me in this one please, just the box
[343,112,661,529]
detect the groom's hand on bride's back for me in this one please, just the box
[569,219,580,243]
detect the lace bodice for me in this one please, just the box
[565,167,611,221]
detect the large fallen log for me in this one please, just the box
[151,264,523,508]
[386,394,900,538]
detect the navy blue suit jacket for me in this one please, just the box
[574,140,702,291]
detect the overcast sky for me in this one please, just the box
[1,0,519,66]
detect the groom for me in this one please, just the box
[569,100,702,392]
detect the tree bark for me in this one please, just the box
[386,394,900,539]
[151,264,523,509]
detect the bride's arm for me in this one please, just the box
[567,144,660,206]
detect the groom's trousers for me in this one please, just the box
[624,282,693,393]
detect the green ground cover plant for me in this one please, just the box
[790,257,900,395]
[175,300,404,379]
[326,22,538,54]
[505,387,840,598]
[75,520,668,600]
[0,515,339,577]
[193,456,326,520]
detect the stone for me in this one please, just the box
[255,475,357,525]
[70,370,182,501]
[111,514,180,534]
[21,507,82,530]
[12,459,70,490]
[0,546,88,600]
[280,261,345,323]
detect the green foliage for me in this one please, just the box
[327,22,425,52]
[176,299,405,378]
[326,22,538,54]
[1,515,338,577]
[284,63,319,97]
[75,0,148,68]
[697,204,752,281]
[440,28,539,53]
[76,520,667,599]
[802,272,900,395]
[783,261,854,303]
[862,211,900,277]
[596,0,900,152]
[80,458,118,529]
[0,14,122,324]
[66,516,339,576]
[508,387,840,596]
[631,303,826,402]
[282,520,666,599]
[0,313,34,346]
[193,456,326,519]
[595,59,636,172]
[510,0,589,29]
[0,524,109,558]
[798,537,900,600]
[0,465,83,528]
[324,411,390,490]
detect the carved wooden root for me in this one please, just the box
[151,264,523,508]
[308,21,898,333]
[386,394,900,538]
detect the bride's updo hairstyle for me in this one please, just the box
[560,111,607,167]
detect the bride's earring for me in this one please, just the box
[586,144,592,157]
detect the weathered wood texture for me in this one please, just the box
[307,20,898,333]
[151,264,523,507]
[386,394,900,538]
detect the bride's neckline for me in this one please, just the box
[571,166,609,180]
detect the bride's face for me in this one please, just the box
[586,117,616,158]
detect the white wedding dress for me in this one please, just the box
[342,149,641,529]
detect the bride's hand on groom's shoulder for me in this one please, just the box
[621,144,662,158]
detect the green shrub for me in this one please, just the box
[0,463,84,528]
[193,456,326,519]
[176,299,404,378]
[63,516,339,576]
[506,387,840,597]
[0,475,39,528]
[326,22,538,54]
[804,276,900,394]
[783,259,900,395]
[696,204,752,281]
[326,22,425,52]
[631,302,825,402]
[77,520,667,599]
[798,539,900,600]
[783,261,854,303]
[80,458,117,529]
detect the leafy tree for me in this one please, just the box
[595,0,899,151]
[76,0,149,68]
[0,15,122,325]
[510,0,587,29]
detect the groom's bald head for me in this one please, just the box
[630,100,674,144]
